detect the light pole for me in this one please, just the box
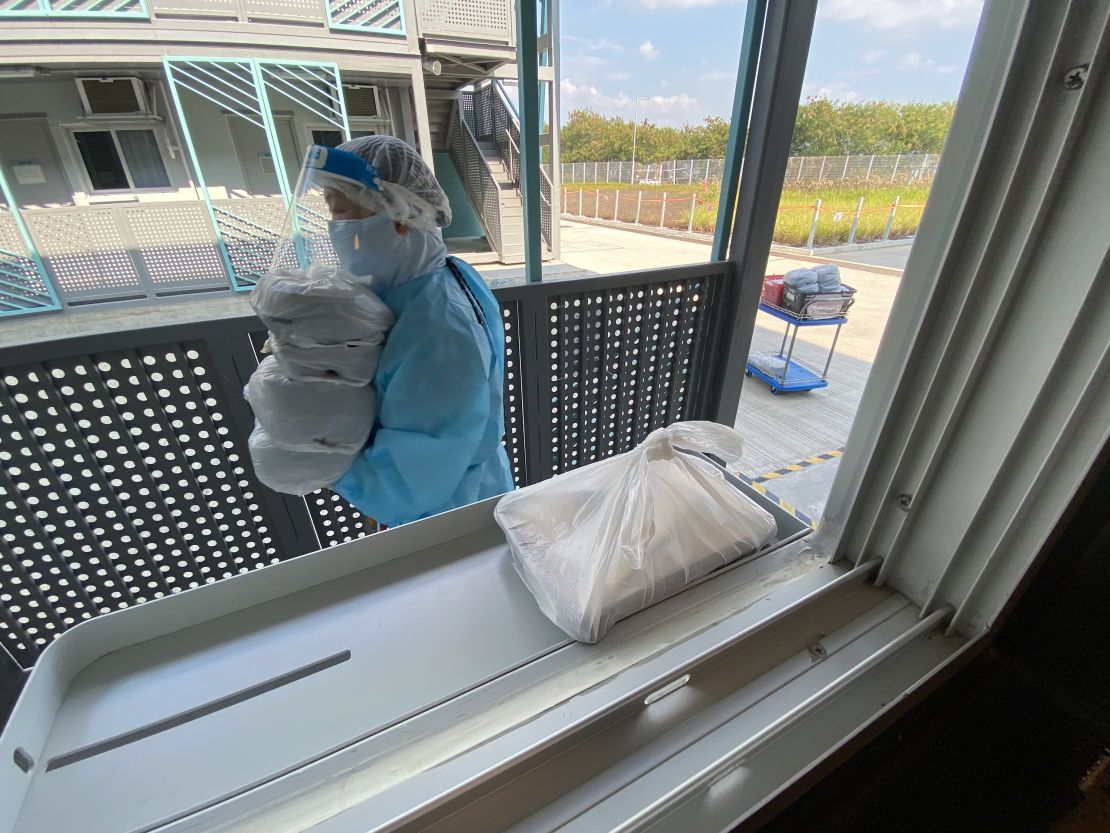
[630,96,649,186]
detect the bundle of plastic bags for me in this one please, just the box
[494,422,778,643]
[245,264,394,495]
[784,268,819,293]
[813,263,842,292]
[784,264,842,294]
[251,266,394,386]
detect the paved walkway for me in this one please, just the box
[829,240,914,271]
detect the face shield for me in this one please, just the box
[271,140,453,282]
[269,144,385,277]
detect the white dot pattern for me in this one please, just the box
[0,343,280,667]
[548,280,709,475]
[501,302,527,487]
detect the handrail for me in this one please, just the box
[448,100,504,255]
[488,79,554,248]
[492,77,519,119]
[492,79,554,193]
[456,102,505,200]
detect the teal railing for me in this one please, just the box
[0,0,147,18]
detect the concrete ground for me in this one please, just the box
[828,239,914,271]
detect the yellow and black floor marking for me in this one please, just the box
[735,448,846,530]
[733,472,819,530]
[751,448,844,485]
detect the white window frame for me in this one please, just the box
[75,77,149,118]
[67,125,173,195]
[342,83,382,120]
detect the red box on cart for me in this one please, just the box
[761,274,785,307]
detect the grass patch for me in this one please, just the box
[561,180,931,247]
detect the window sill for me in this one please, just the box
[85,194,140,204]
[0,488,966,833]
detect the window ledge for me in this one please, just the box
[0,489,965,833]
[85,194,140,204]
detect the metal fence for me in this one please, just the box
[561,153,940,185]
[0,261,731,669]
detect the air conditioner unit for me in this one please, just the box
[343,85,381,119]
[76,77,149,117]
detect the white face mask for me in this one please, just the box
[328,215,447,291]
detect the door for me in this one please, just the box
[227,115,300,197]
[0,119,73,208]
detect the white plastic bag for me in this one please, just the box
[494,421,777,643]
[269,339,382,387]
[245,356,374,453]
[250,264,394,347]
[248,425,356,496]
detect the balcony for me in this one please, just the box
[0,260,730,667]
[0,0,517,45]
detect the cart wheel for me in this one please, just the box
[770,387,779,395]
[745,370,752,377]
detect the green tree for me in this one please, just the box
[559,99,954,163]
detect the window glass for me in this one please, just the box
[117,129,170,188]
[74,130,128,191]
[731,1,982,525]
[311,129,345,148]
[81,78,142,114]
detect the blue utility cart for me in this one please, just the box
[746,302,849,394]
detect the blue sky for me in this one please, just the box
[559,0,984,125]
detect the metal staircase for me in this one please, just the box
[445,80,554,264]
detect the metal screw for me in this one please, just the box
[896,493,913,511]
[807,640,827,661]
[1063,64,1089,90]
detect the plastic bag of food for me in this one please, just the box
[813,263,842,292]
[747,351,788,378]
[494,421,777,643]
[250,264,394,348]
[247,425,356,496]
[269,339,383,387]
[245,356,374,453]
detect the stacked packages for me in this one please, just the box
[783,263,842,294]
[245,265,394,495]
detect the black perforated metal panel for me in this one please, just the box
[546,277,715,476]
[501,301,528,487]
[0,341,301,667]
[0,263,730,669]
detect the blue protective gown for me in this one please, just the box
[333,257,514,526]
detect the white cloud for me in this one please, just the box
[801,81,861,102]
[564,35,625,52]
[838,67,883,79]
[862,49,887,63]
[638,0,734,8]
[936,65,959,75]
[899,52,938,70]
[579,55,608,67]
[819,0,982,29]
[560,78,702,124]
[607,71,632,81]
[698,69,735,82]
[638,40,660,60]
